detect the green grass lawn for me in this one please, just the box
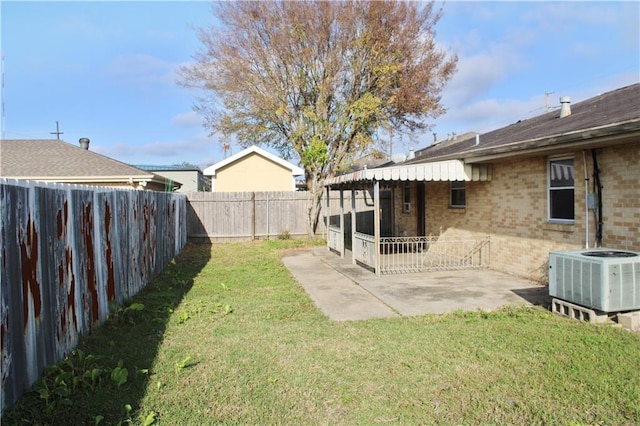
[3,240,639,425]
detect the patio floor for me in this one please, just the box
[281,247,551,321]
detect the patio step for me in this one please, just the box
[551,298,609,324]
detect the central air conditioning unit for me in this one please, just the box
[548,249,640,313]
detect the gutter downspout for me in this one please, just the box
[583,151,589,249]
[591,150,603,247]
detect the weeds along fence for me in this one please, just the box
[186,190,375,242]
[0,179,187,414]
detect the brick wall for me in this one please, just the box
[421,142,639,283]
[598,143,640,251]
[393,184,417,236]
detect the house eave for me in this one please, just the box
[0,174,178,188]
[441,120,640,164]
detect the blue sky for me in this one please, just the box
[1,1,638,169]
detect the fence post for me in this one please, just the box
[351,188,356,264]
[251,192,256,240]
[374,181,381,276]
[266,193,270,240]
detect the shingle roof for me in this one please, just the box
[407,83,640,163]
[203,145,304,176]
[0,139,156,179]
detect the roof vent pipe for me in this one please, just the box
[559,96,571,118]
[475,134,480,146]
[79,138,90,150]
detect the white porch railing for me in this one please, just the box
[379,236,490,274]
[328,225,343,253]
[353,232,376,269]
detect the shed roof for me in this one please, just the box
[203,145,304,177]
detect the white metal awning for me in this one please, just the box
[325,159,491,186]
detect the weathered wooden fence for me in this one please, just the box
[187,190,376,242]
[0,179,187,413]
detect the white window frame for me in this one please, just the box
[450,181,466,208]
[547,157,575,223]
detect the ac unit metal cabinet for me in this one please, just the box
[549,249,640,312]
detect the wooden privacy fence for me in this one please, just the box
[187,191,310,241]
[0,179,187,414]
[187,190,376,242]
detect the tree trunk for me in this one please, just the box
[306,178,325,239]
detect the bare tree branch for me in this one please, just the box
[179,0,457,237]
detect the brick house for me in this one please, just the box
[324,83,640,282]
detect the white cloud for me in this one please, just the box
[523,2,620,27]
[145,29,178,41]
[107,54,177,86]
[93,134,226,167]
[54,13,123,39]
[171,111,201,128]
[441,44,528,109]
[569,42,600,59]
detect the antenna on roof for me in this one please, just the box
[50,121,64,140]
[545,91,555,112]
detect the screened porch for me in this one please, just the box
[324,159,492,275]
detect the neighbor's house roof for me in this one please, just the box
[0,139,176,190]
[203,145,304,177]
[326,83,640,187]
[135,164,202,172]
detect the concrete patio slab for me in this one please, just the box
[281,250,397,321]
[282,247,550,321]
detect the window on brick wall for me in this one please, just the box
[450,181,465,208]
[548,157,575,222]
[403,182,411,213]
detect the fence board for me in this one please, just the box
[187,190,374,242]
[0,179,187,413]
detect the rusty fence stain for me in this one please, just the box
[0,179,187,414]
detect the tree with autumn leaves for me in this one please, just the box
[180,1,457,238]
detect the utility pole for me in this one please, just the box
[50,120,63,140]
[1,52,5,139]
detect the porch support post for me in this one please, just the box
[339,188,345,258]
[373,180,381,276]
[351,187,356,264]
[325,185,330,251]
